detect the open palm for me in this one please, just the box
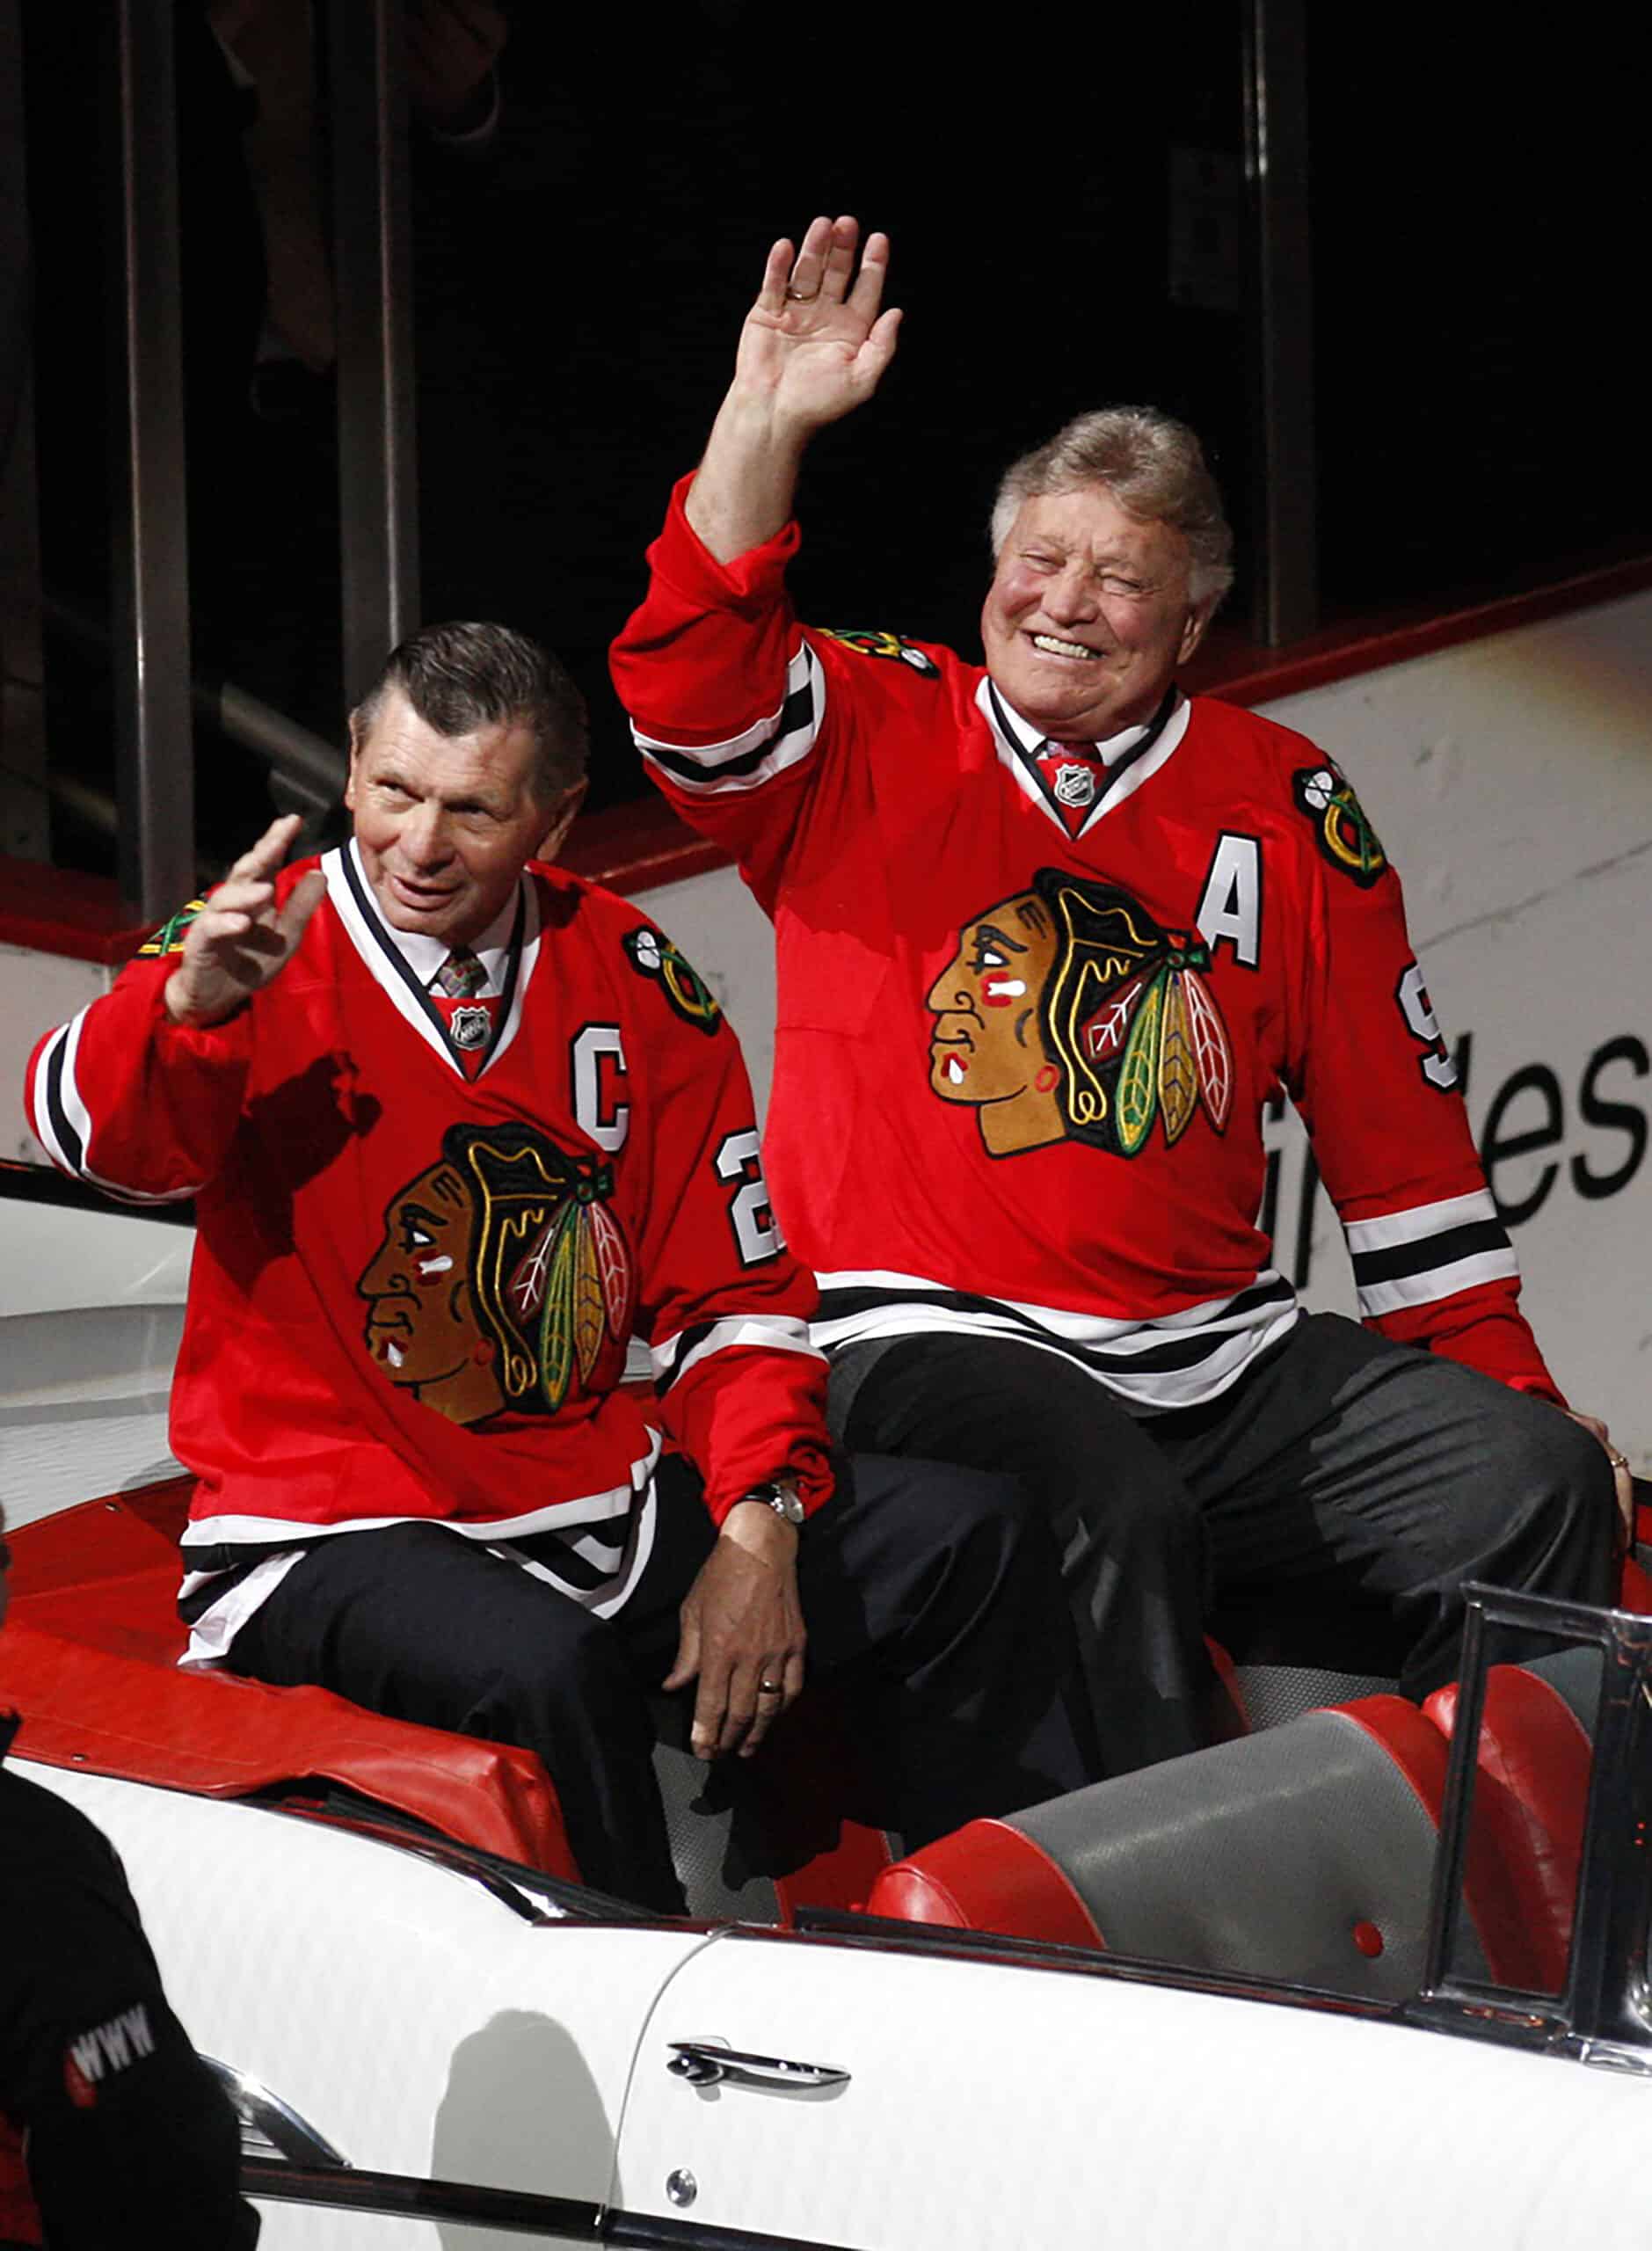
[734,215,902,434]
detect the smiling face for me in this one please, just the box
[345,688,584,948]
[980,486,1215,741]
[926,891,1066,1154]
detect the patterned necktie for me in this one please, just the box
[429,946,496,1075]
[433,945,486,1001]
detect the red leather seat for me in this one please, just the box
[0,1479,584,1881]
[0,1479,892,1917]
[1422,1656,1598,1993]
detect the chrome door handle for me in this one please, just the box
[666,2040,849,2091]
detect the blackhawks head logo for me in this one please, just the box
[358,1122,631,1426]
[1292,765,1386,886]
[927,871,1234,1159]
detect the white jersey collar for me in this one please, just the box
[979,677,1191,838]
[323,841,542,1077]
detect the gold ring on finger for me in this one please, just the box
[784,285,817,302]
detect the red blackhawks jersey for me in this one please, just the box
[25,845,833,1620]
[609,477,1562,1411]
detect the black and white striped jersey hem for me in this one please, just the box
[179,1443,665,1662]
[811,1268,1299,1413]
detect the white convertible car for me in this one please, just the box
[4,1157,1650,2250]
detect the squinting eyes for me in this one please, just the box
[1015,557,1150,597]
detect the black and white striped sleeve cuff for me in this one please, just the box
[630,643,823,796]
[28,1010,203,1205]
[1345,1189,1517,1318]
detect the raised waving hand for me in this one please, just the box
[164,813,326,1028]
[735,216,901,433]
[687,216,901,563]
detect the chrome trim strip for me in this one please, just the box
[243,2160,600,2239]
[788,1909,1396,2023]
[202,2058,349,2169]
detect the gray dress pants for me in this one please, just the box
[829,1312,1615,1776]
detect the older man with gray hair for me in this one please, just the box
[612,215,1625,1775]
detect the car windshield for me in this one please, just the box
[1429,1616,1605,2003]
[1419,1586,1652,2068]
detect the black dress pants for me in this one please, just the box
[830,1313,1616,1778]
[227,1452,1100,1914]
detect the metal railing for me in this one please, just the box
[11,1,1321,918]
[98,0,418,919]
[44,597,345,838]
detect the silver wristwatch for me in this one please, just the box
[742,1480,805,1528]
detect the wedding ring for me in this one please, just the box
[784,285,816,302]
[759,1679,784,1695]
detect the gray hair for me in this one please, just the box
[351,621,588,802]
[990,407,1234,608]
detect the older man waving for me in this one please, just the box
[611,215,1624,1773]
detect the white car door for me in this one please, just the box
[611,1924,1650,2250]
[26,1765,712,2248]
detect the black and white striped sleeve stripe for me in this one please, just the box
[630,642,824,796]
[28,1009,203,1205]
[651,1313,824,1395]
[1344,1190,1517,1318]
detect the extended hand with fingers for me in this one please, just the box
[164,813,327,1029]
[664,1501,806,1760]
[733,215,902,438]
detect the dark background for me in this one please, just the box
[18,2,1643,873]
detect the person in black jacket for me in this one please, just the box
[0,1505,259,2249]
